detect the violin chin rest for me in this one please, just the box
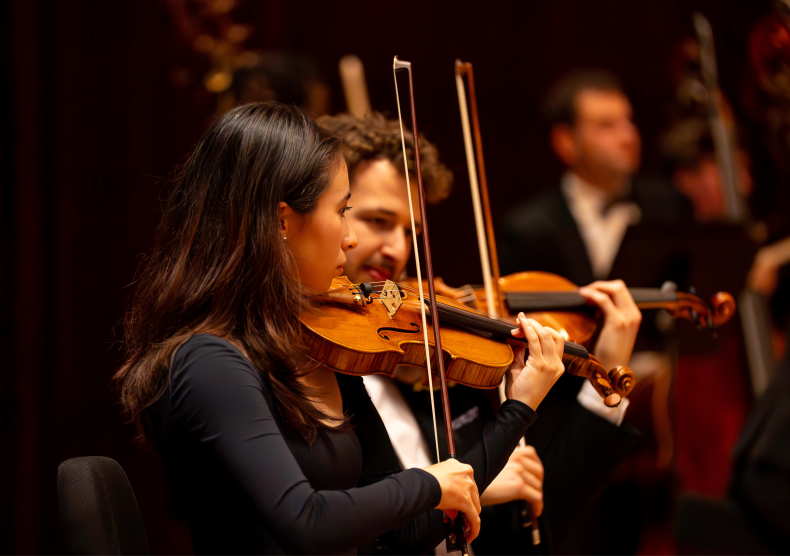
[603,393,622,407]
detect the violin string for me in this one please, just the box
[330,282,708,314]
[325,282,549,331]
[364,284,516,324]
[365,283,524,327]
[322,285,593,353]
[328,282,612,337]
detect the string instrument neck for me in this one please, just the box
[503,288,679,313]
[426,298,591,360]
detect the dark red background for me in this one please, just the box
[0,0,771,553]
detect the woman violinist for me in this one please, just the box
[115,103,567,555]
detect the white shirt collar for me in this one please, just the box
[561,171,610,216]
[560,171,640,279]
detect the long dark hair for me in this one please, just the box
[116,102,342,441]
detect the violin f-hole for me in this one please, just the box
[377,322,421,341]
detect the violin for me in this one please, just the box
[299,276,635,407]
[426,271,736,349]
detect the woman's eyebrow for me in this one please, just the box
[356,208,398,218]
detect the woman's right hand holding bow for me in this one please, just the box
[423,458,481,542]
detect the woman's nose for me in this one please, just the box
[343,218,358,251]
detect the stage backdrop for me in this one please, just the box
[0,0,769,552]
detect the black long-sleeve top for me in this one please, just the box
[148,334,536,555]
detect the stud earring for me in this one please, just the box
[282,236,287,242]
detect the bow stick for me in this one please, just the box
[393,56,469,556]
[454,61,504,318]
[455,59,541,547]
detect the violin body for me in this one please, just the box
[301,277,635,405]
[496,272,600,347]
[303,277,518,389]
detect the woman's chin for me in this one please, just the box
[318,276,339,294]
[300,271,345,295]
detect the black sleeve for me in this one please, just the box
[168,338,442,555]
[730,365,790,553]
[736,456,790,551]
[345,376,537,554]
[524,374,638,552]
[458,400,537,494]
[343,374,447,554]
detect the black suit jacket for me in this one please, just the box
[499,177,694,283]
[674,324,790,555]
[395,381,638,555]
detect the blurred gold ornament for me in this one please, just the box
[194,34,215,53]
[227,24,253,44]
[204,68,233,92]
[204,0,236,15]
[239,51,259,68]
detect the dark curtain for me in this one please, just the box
[0,1,206,552]
[0,0,771,553]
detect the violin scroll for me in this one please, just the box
[608,365,636,398]
[562,354,635,407]
[667,291,737,329]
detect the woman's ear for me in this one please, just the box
[278,202,299,240]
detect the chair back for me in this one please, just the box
[57,456,150,555]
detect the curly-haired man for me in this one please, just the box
[318,112,452,284]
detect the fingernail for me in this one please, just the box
[518,312,525,320]
[511,328,520,335]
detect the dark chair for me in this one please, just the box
[57,456,150,555]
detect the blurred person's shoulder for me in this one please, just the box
[502,186,573,236]
[632,175,694,224]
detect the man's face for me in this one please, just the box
[561,89,641,189]
[343,158,420,284]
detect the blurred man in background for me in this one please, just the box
[661,118,753,224]
[499,70,696,554]
[500,70,692,284]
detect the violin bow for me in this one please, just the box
[393,56,469,556]
[455,59,541,546]
[454,61,505,318]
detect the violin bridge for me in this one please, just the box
[378,280,402,319]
